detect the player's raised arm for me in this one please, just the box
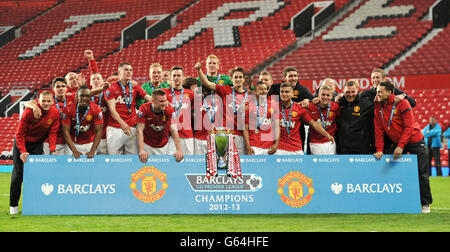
[194,61,216,91]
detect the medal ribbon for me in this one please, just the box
[380,103,396,130]
[171,87,184,118]
[318,103,330,130]
[54,96,67,118]
[91,92,103,109]
[282,101,293,136]
[202,74,221,123]
[151,104,168,131]
[255,97,268,130]
[232,88,248,115]
[119,80,133,113]
[203,95,216,123]
[75,104,90,141]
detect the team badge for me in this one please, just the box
[47,119,54,125]
[353,106,360,112]
[86,115,92,121]
[277,171,314,208]
[130,166,168,203]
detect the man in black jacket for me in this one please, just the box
[335,79,375,154]
[268,66,314,105]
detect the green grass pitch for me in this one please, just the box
[1,173,449,232]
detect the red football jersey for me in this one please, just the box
[51,95,75,145]
[105,81,148,128]
[62,102,103,144]
[278,102,312,151]
[308,101,340,143]
[137,102,174,148]
[91,91,109,139]
[246,96,278,149]
[16,105,60,153]
[193,93,222,141]
[215,85,248,135]
[163,87,194,139]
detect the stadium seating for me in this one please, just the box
[0,113,18,165]
[0,0,194,94]
[267,0,435,81]
[82,0,351,81]
[0,0,57,27]
[389,24,450,76]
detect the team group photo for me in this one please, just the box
[1,0,449,234]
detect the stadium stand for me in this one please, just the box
[0,0,448,170]
[0,0,58,27]
[389,24,450,75]
[266,0,436,81]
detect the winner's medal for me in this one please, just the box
[119,80,133,114]
[255,96,267,135]
[282,101,293,137]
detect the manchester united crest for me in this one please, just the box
[277,171,314,208]
[130,166,168,203]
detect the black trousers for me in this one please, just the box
[10,139,43,207]
[386,139,433,206]
[428,147,442,176]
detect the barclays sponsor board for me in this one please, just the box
[22,155,421,215]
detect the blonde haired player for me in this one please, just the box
[307,80,340,155]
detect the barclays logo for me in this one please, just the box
[331,182,403,194]
[29,157,57,163]
[186,174,263,191]
[331,182,343,195]
[41,183,54,196]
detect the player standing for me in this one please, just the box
[62,86,103,158]
[105,62,151,155]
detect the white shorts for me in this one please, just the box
[168,137,194,155]
[251,146,270,155]
[96,139,108,155]
[310,141,336,155]
[144,142,169,155]
[232,134,246,156]
[106,126,138,155]
[275,149,304,155]
[43,143,67,155]
[194,138,207,155]
[65,142,93,155]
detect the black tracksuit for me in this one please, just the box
[336,94,375,154]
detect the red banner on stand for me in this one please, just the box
[300,73,450,92]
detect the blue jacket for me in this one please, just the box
[444,127,450,149]
[423,123,442,148]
